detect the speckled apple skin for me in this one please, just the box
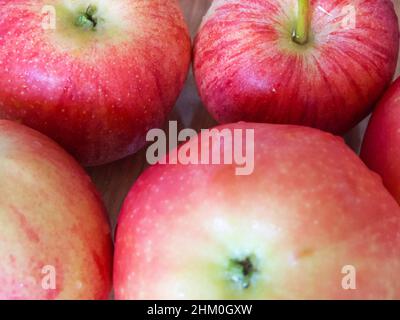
[0,0,191,166]
[361,77,400,203]
[0,120,112,299]
[194,0,399,134]
[114,122,400,300]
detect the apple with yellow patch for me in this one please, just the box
[114,123,400,299]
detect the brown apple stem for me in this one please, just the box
[228,256,257,289]
[292,0,310,45]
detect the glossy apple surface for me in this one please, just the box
[361,77,400,203]
[193,0,399,134]
[0,0,191,165]
[0,120,112,299]
[114,122,400,299]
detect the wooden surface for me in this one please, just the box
[87,0,400,229]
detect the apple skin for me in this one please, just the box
[0,120,112,299]
[0,0,191,166]
[114,122,400,299]
[361,77,400,203]
[193,0,399,134]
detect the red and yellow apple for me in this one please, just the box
[114,122,400,299]
[0,0,191,165]
[361,77,400,204]
[0,120,112,299]
[193,0,399,134]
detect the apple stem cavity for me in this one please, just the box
[75,5,98,31]
[228,256,257,289]
[292,0,310,45]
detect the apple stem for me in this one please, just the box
[228,256,257,289]
[75,5,98,30]
[292,0,310,45]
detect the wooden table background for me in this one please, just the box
[87,0,400,229]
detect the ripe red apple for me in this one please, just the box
[0,120,112,299]
[0,0,191,166]
[361,77,400,203]
[114,122,400,299]
[193,0,399,134]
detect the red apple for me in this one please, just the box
[0,0,191,166]
[0,120,112,299]
[114,122,400,299]
[361,77,400,203]
[193,0,399,134]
